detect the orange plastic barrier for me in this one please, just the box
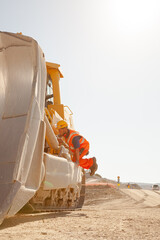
[85,182,116,188]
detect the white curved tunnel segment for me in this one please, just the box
[0,32,46,223]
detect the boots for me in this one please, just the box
[90,157,98,176]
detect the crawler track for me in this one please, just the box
[20,173,86,214]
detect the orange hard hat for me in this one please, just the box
[57,120,68,129]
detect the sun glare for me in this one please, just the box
[110,0,160,33]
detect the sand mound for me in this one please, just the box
[84,184,123,206]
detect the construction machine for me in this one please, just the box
[0,32,85,225]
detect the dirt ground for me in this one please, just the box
[0,185,160,240]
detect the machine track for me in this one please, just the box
[20,172,86,214]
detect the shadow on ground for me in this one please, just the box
[0,210,87,230]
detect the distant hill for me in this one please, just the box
[85,173,116,184]
[135,183,160,190]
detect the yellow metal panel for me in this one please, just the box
[46,62,64,78]
[48,104,64,119]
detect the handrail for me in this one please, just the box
[64,105,73,115]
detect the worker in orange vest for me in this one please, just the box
[57,120,98,176]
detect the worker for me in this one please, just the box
[57,120,98,176]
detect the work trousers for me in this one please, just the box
[72,142,93,169]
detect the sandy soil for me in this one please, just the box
[0,186,160,240]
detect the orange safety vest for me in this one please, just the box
[64,129,89,153]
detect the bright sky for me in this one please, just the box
[1,0,160,183]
